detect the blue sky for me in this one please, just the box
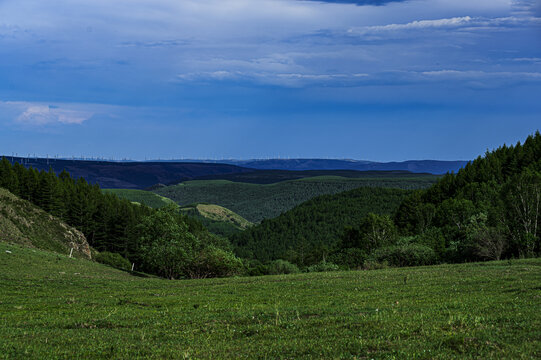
[0,0,540,161]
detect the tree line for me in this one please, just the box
[230,132,541,272]
[393,131,541,261]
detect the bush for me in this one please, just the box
[95,251,132,271]
[416,228,446,257]
[362,260,388,270]
[244,259,269,276]
[368,244,437,267]
[330,248,367,269]
[268,260,300,275]
[186,246,244,279]
[306,261,340,273]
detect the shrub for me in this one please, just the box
[95,251,132,271]
[244,259,269,276]
[362,260,388,270]
[368,244,437,267]
[306,261,340,273]
[267,260,300,275]
[330,248,367,269]
[186,246,244,279]
[416,228,446,257]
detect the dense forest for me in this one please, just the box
[394,131,541,261]
[231,132,541,271]
[231,187,410,264]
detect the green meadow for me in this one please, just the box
[1,242,539,359]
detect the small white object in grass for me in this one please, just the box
[5,250,12,254]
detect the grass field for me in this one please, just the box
[102,189,177,208]
[1,242,540,359]
[154,176,437,223]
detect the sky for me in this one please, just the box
[0,0,540,161]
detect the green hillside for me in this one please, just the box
[1,242,539,359]
[154,175,436,223]
[0,188,91,259]
[102,189,176,208]
[231,187,411,263]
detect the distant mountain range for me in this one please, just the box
[3,156,468,189]
[178,158,469,174]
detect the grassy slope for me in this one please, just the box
[179,203,253,237]
[182,203,253,229]
[102,189,177,208]
[1,242,540,359]
[154,175,436,223]
[193,170,440,184]
[0,188,91,259]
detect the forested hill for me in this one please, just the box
[394,131,541,260]
[231,187,410,263]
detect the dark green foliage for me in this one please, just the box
[187,246,244,278]
[231,187,410,264]
[368,244,437,267]
[394,131,541,260]
[137,205,243,279]
[95,251,132,271]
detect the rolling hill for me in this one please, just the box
[0,188,91,259]
[184,159,469,174]
[191,169,438,184]
[153,174,437,223]
[102,189,177,208]
[230,186,411,262]
[4,157,251,189]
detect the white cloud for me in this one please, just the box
[3,102,94,126]
[421,69,541,79]
[348,15,541,35]
[359,16,473,32]
[511,57,541,63]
